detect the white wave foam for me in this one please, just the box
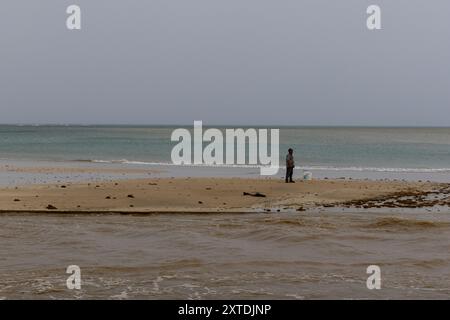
[83,159,450,173]
[301,166,450,173]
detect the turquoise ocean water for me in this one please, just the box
[0,125,449,181]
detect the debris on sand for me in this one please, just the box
[243,192,266,198]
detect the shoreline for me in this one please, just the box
[1,159,450,187]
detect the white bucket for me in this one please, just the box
[303,171,312,181]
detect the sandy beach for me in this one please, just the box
[1,167,448,213]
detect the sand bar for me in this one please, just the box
[0,177,448,214]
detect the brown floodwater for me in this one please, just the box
[1,211,449,299]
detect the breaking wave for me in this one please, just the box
[75,159,450,173]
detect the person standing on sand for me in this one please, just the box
[285,148,295,183]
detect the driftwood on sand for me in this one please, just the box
[243,192,266,198]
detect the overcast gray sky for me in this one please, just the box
[0,1,448,126]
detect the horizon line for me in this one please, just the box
[0,123,450,128]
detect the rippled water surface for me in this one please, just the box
[1,211,450,299]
